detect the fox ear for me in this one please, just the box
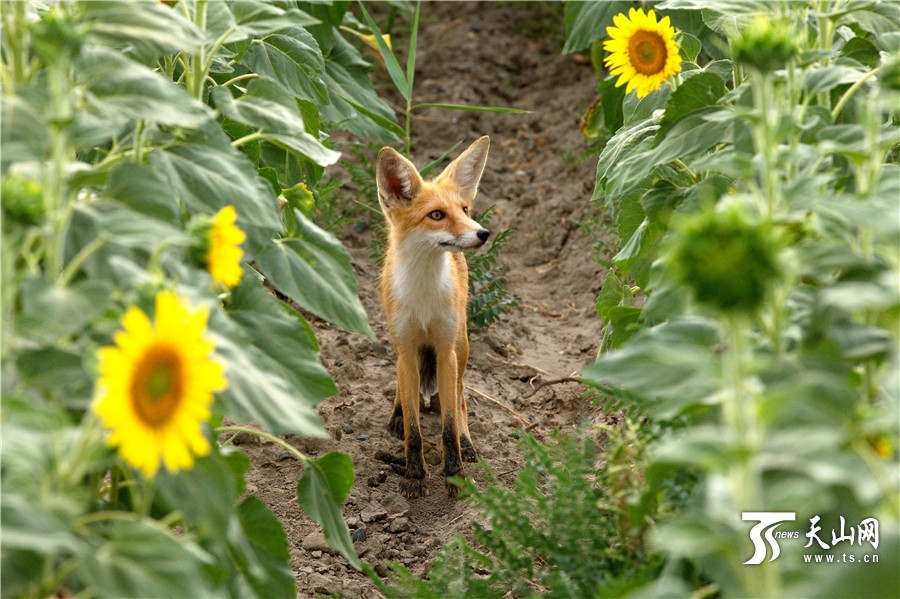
[376,147,423,209]
[437,136,490,202]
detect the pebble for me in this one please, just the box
[367,471,387,487]
[389,517,410,533]
[342,424,354,434]
[374,563,389,578]
[360,504,388,523]
[301,531,336,555]
[356,435,369,441]
[351,527,367,543]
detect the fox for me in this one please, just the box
[375,136,491,498]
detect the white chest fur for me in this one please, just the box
[391,233,457,336]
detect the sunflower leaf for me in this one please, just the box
[296,451,360,570]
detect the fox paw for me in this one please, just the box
[445,470,465,497]
[401,477,428,498]
[460,437,478,463]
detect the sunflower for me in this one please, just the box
[93,291,227,477]
[207,205,246,288]
[603,8,681,99]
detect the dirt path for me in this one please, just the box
[238,4,612,596]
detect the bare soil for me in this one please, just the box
[235,3,618,596]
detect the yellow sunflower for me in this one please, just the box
[603,8,681,99]
[207,205,246,288]
[93,291,227,477]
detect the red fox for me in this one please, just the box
[375,136,491,498]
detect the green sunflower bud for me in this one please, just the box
[731,15,798,73]
[31,10,83,64]
[186,214,214,265]
[668,204,780,313]
[1,176,46,226]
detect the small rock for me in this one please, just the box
[367,471,388,487]
[381,494,409,516]
[346,516,360,528]
[389,517,410,533]
[412,546,427,557]
[301,532,336,555]
[374,563,390,578]
[351,527,367,543]
[342,424,355,434]
[307,572,333,595]
[350,527,367,543]
[311,550,322,558]
[360,504,388,523]
[356,435,369,441]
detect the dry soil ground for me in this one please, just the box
[235,3,619,596]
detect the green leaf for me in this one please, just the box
[803,65,867,94]
[255,210,374,337]
[594,118,659,201]
[623,85,671,126]
[0,96,50,166]
[337,94,407,138]
[598,76,626,133]
[563,0,631,54]
[79,0,203,57]
[357,1,409,100]
[17,277,113,341]
[582,318,720,419]
[646,109,733,167]
[79,520,215,598]
[77,202,190,249]
[212,82,307,135]
[149,125,281,252]
[234,497,297,597]
[296,451,360,569]
[227,277,337,405]
[104,163,179,223]
[241,26,328,104]
[258,132,340,168]
[406,1,421,94]
[656,72,727,141]
[77,47,211,129]
[679,31,702,63]
[210,313,328,437]
[231,1,320,37]
[840,36,880,68]
[0,492,83,556]
[320,35,400,141]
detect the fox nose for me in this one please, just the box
[477,229,490,243]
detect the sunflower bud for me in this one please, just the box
[187,213,215,265]
[667,204,780,313]
[1,176,45,226]
[731,15,798,73]
[31,10,83,64]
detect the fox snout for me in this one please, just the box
[477,229,490,243]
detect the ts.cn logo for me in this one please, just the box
[742,512,800,565]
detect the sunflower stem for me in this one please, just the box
[216,426,312,464]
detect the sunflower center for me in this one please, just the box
[131,344,184,427]
[628,30,667,75]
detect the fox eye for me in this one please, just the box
[428,210,445,221]
[462,206,469,215]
